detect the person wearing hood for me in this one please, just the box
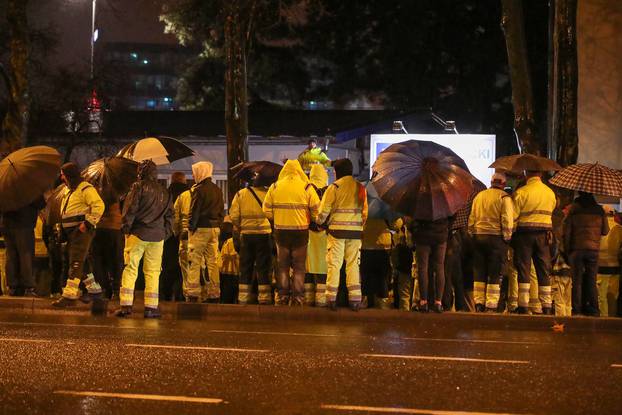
[187,161,225,302]
[52,162,105,308]
[229,174,273,305]
[115,160,173,318]
[317,158,368,311]
[297,139,331,172]
[263,159,320,306]
[305,164,329,306]
[564,191,609,316]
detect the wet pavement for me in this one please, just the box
[0,309,621,415]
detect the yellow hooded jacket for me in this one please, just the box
[229,187,271,235]
[512,177,556,231]
[317,175,368,239]
[263,160,320,231]
[306,165,329,274]
[60,181,105,229]
[599,215,622,270]
[468,187,514,240]
[173,189,192,237]
[218,237,240,276]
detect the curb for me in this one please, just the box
[1,296,622,332]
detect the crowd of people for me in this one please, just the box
[0,151,621,319]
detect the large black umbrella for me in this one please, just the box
[82,157,139,199]
[231,161,283,187]
[117,136,194,165]
[371,140,474,221]
[0,146,61,212]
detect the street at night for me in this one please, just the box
[1,307,621,415]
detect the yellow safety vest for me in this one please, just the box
[229,187,271,235]
[317,175,368,238]
[263,160,320,231]
[174,189,192,236]
[512,177,556,231]
[218,238,240,276]
[60,181,105,228]
[468,187,514,240]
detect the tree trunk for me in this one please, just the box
[224,1,249,206]
[501,0,540,155]
[548,0,578,167]
[0,0,30,156]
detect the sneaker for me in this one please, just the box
[144,307,161,319]
[432,303,443,314]
[23,288,39,298]
[418,303,429,313]
[52,297,77,308]
[114,306,132,317]
[349,302,360,312]
[475,304,486,313]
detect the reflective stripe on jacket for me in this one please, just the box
[262,160,320,231]
[230,187,271,235]
[317,176,368,239]
[61,181,105,228]
[468,187,514,240]
[512,177,556,231]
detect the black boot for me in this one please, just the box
[52,297,77,308]
[542,307,554,315]
[114,306,132,317]
[144,307,161,319]
[517,306,529,314]
[475,304,486,313]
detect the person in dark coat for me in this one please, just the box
[564,192,609,316]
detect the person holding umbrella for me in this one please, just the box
[52,163,105,308]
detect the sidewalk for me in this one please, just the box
[1,295,622,331]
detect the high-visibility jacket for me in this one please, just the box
[317,175,368,239]
[362,218,392,250]
[307,164,329,274]
[60,181,105,228]
[263,160,320,231]
[297,147,331,172]
[174,189,192,237]
[218,238,240,276]
[512,177,556,231]
[229,187,271,235]
[468,187,514,240]
[599,215,622,270]
[34,216,47,258]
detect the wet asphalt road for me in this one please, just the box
[0,310,621,415]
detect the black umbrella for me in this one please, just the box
[231,161,283,187]
[0,146,61,212]
[371,140,474,221]
[82,157,139,199]
[117,136,194,165]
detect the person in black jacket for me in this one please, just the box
[1,197,46,296]
[187,161,224,302]
[115,160,173,318]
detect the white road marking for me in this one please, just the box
[321,404,527,415]
[0,321,132,329]
[361,353,529,364]
[611,364,622,368]
[0,337,51,343]
[403,337,541,345]
[53,390,222,404]
[209,329,341,337]
[126,343,269,353]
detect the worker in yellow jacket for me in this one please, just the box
[468,172,514,312]
[305,164,329,306]
[53,163,105,307]
[263,160,320,306]
[174,188,192,298]
[230,181,273,305]
[511,171,557,314]
[317,158,368,311]
[218,222,241,304]
[597,207,622,316]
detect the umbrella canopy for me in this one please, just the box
[367,181,400,221]
[371,140,474,221]
[82,157,139,200]
[0,146,61,212]
[450,178,488,230]
[117,136,194,165]
[43,183,67,226]
[231,161,283,187]
[490,153,561,173]
[549,163,622,197]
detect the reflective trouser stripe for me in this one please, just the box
[304,283,315,305]
[538,285,552,308]
[518,283,530,307]
[188,228,220,299]
[529,266,541,312]
[485,284,501,309]
[83,273,102,294]
[315,283,327,307]
[62,278,81,300]
[121,235,164,307]
[238,284,250,304]
[325,235,361,303]
[178,239,189,297]
[258,284,272,304]
[473,282,486,306]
